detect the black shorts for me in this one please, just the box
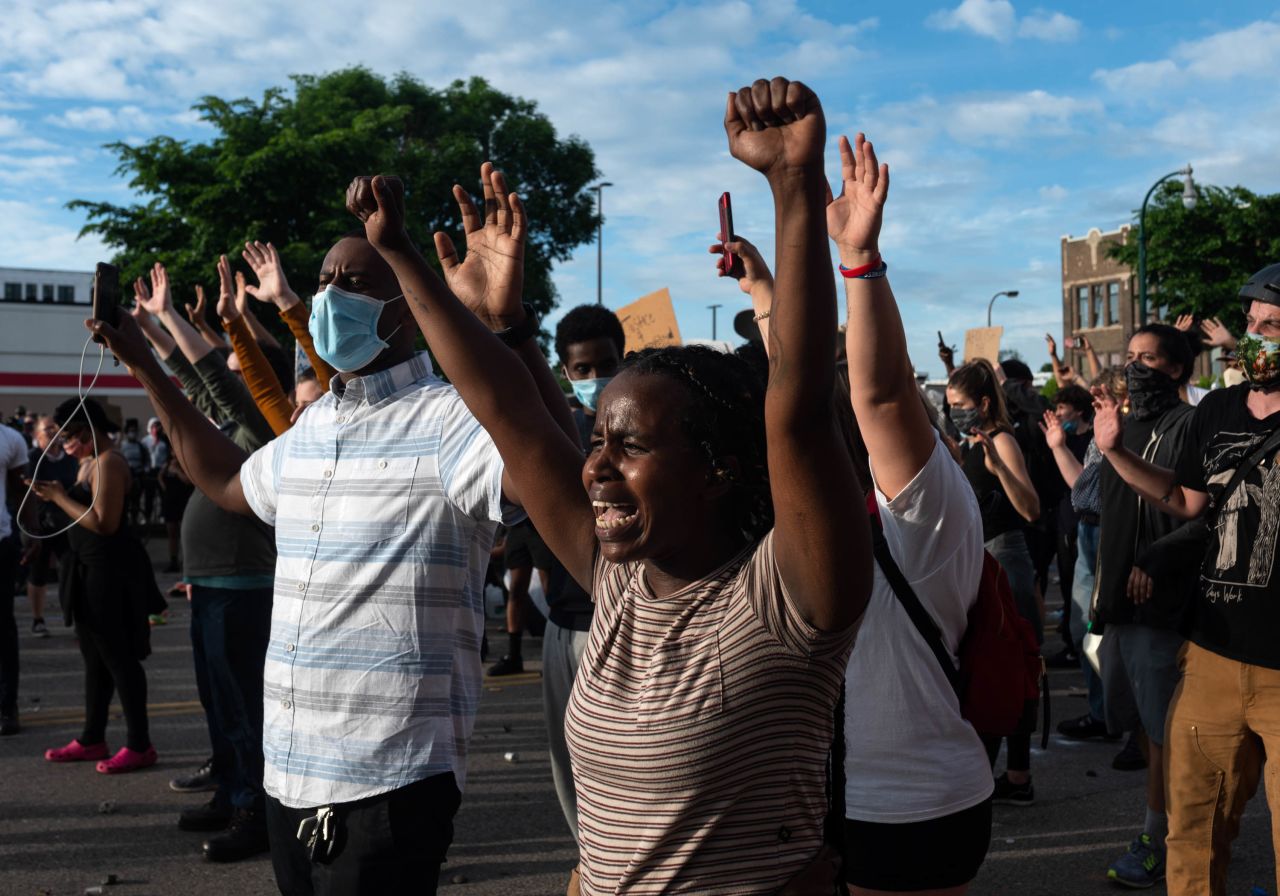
[843,798,992,890]
[503,520,554,571]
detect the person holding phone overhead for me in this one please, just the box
[34,397,163,773]
[344,75,873,894]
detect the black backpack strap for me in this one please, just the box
[871,517,960,695]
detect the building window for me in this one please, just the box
[1092,284,1104,328]
[3,283,19,301]
[1107,282,1120,325]
[41,284,54,303]
[1076,286,1089,327]
[57,285,75,303]
[24,283,36,301]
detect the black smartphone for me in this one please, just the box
[937,330,947,350]
[718,192,735,272]
[92,262,120,343]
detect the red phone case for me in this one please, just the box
[718,192,735,272]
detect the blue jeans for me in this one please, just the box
[190,584,273,810]
[1071,521,1105,722]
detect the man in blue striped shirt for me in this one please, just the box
[91,165,577,894]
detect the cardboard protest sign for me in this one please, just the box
[618,288,682,352]
[964,326,1003,365]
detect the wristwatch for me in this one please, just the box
[494,304,539,347]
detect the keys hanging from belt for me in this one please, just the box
[296,805,339,863]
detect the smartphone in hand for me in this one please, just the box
[718,192,735,273]
[92,262,120,344]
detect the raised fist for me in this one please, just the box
[724,77,825,177]
[347,175,408,250]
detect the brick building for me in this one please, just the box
[1059,227,1211,382]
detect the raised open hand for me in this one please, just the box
[1200,317,1237,350]
[724,77,825,178]
[709,236,772,297]
[215,255,239,321]
[826,133,888,264]
[1091,385,1123,453]
[432,162,527,329]
[972,429,1006,476]
[185,285,209,330]
[347,175,407,251]
[1174,313,1195,333]
[1039,410,1065,451]
[134,265,172,316]
[1045,333,1058,357]
[242,241,300,309]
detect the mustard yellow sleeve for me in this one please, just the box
[280,302,335,392]
[222,314,294,436]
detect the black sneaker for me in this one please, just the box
[170,757,217,793]
[31,618,50,639]
[178,798,232,832]
[1057,713,1113,741]
[1113,733,1148,772]
[0,714,18,736]
[203,808,269,862]
[992,773,1034,807]
[487,654,524,676]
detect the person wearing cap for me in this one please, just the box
[28,397,164,773]
[1092,263,1280,895]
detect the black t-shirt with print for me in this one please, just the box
[1175,386,1280,669]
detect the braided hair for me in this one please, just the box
[623,345,772,541]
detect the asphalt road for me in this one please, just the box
[1,561,1276,896]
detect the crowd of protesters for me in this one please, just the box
[0,77,1278,896]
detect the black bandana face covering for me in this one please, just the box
[1125,362,1182,420]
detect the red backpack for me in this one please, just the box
[873,524,1045,739]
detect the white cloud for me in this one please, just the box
[1094,19,1280,94]
[1039,184,1068,201]
[926,0,1078,43]
[926,0,1016,41]
[1017,10,1080,42]
[46,105,155,132]
[0,198,108,269]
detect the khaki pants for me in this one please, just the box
[1166,641,1280,895]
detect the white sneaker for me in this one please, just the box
[32,619,49,638]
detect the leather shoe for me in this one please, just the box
[179,798,232,832]
[203,808,269,862]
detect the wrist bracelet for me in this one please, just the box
[494,303,539,347]
[838,255,882,279]
[753,310,771,322]
[840,259,888,280]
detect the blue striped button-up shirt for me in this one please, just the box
[240,352,510,808]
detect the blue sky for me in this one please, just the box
[1,0,1278,377]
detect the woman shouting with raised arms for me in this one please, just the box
[347,76,871,895]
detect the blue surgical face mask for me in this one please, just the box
[309,285,404,373]
[1061,419,1078,434]
[570,376,613,413]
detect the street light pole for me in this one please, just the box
[1137,165,1196,326]
[986,290,1020,327]
[592,182,613,305]
[708,304,722,340]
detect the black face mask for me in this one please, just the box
[1125,362,1182,420]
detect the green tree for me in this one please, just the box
[1108,183,1280,333]
[70,68,600,339]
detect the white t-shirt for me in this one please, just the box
[843,433,994,823]
[0,425,28,539]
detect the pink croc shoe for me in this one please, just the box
[96,745,158,775]
[45,739,109,763]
